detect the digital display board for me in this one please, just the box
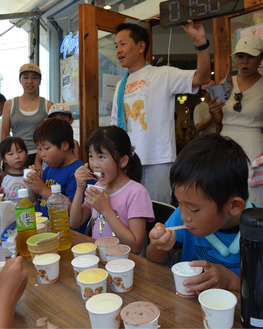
[160,0,244,28]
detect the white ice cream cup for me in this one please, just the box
[171,261,203,298]
[32,253,60,284]
[71,243,97,258]
[121,301,160,329]
[36,216,48,231]
[77,268,108,302]
[71,254,99,280]
[87,184,105,193]
[106,258,135,292]
[95,237,119,264]
[198,288,237,329]
[23,168,36,179]
[37,222,47,234]
[86,293,123,329]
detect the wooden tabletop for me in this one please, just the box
[13,230,243,328]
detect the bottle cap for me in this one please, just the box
[17,189,29,198]
[51,184,61,193]
[240,208,263,242]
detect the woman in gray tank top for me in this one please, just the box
[1,63,53,165]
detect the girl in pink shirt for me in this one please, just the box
[70,126,154,254]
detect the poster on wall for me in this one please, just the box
[237,22,263,75]
[60,54,79,104]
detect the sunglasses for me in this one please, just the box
[233,92,243,112]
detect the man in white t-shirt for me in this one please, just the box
[111,21,211,204]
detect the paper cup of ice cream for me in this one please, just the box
[71,254,99,280]
[23,168,36,179]
[86,293,123,329]
[36,216,48,231]
[37,222,46,234]
[35,212,42,218]
[32,253,61,284]
[171,261,203,298]
[198,288,237,329]
[105,244,131,262]
[106,258,135,293]
[87,184,105,193]
[121,301,160,329]
[71,242,97,258]
[77,268,108,302]
[95,237,119,264]
[26,232,60,259]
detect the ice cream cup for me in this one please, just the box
[71,254,99,280]
[23,168,36,179]
[35,212,43,218]
[106,258,135,292]
[36,216,48,231]
[37,222,46,234]
[71,243,97,258]
[198,288,237,329]
[105,244,131,262]
[95,237,119,264]
[77,268,108,302]
[121,301,160,329]
[26,232,59,259]
[171,261,203,298]
[87,184,105,193]
[32,253,61,284]
[86,293,123,329]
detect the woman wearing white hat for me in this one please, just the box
[209,35,263,206]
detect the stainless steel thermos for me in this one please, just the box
[240,208,263,328]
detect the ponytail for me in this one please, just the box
[125,152,142,183]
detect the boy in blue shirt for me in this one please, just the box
[146,133,250,294]
[25,118,94,232]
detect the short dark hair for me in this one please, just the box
[33,118,74,150]
[85,126,142,182]
[0,136,28,159]
[115,23,149,58]
[170,134,249,212]
[0,93,6,104]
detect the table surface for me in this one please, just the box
[13,230,243,329]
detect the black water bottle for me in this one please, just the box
[240,208,263,328]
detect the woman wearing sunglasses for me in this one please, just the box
[209,35,263,167]
[209,35,263,207]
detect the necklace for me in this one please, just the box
[98,211,118,237]
[205,232,240,257]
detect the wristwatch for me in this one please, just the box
[195,39,210,51]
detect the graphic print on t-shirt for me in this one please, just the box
[124,79,148,132]
[7,182,26,202]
